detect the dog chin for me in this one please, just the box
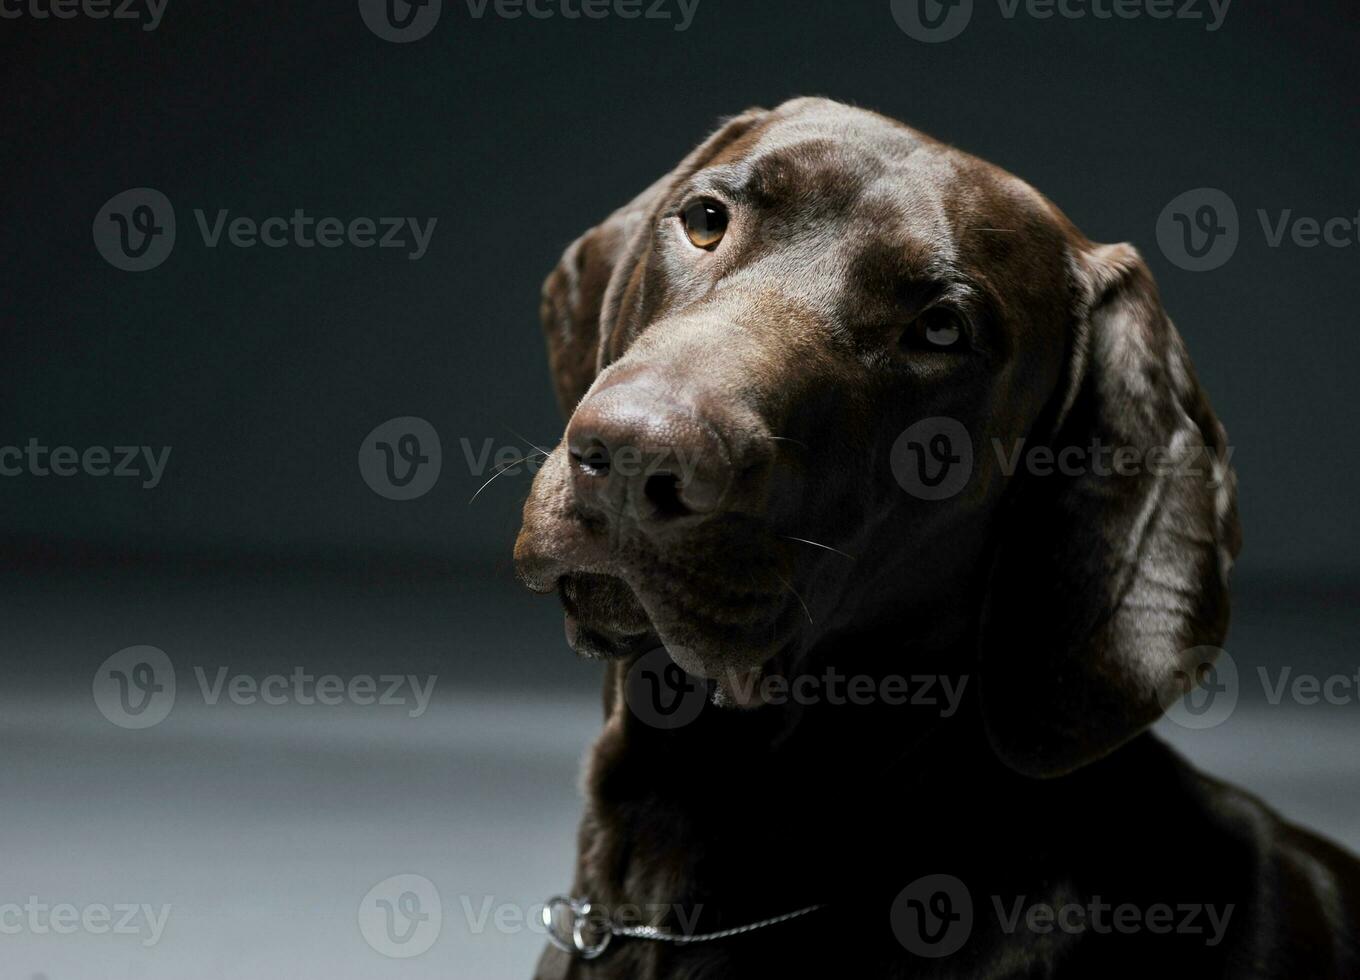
[650,618,796,686]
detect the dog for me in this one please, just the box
[514,97,1360,978]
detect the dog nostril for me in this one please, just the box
[573,440,612,476]
[644,473,691,518]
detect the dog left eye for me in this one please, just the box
[681,198,728,250]
[901,309,966,351]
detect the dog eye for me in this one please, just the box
[681,198,728,251]
[901,309,965,352]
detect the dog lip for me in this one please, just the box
[564,614,611,659]
[513,530,619,594]
[558,572,655,645]
[563,609,656,660]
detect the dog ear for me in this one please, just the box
[538,108,770,418]
[979,242,1241,778]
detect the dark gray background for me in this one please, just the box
[3,0,1358,575]
[1,3,1357,978]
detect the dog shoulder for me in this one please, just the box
[1168,746,1360,976]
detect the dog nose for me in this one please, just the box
[566,383,734,528]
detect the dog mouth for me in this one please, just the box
[554,559,802,674]
[557,573,656,659]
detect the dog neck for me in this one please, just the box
[572,609,990,930]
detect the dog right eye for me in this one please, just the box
[681,198,729,251]
[899,308,967,353]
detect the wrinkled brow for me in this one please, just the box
[682,141,878,214]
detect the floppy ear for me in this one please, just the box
[538,108,770,418]
[980,242,1241,778]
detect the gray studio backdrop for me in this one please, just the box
[2,2,1358,978]
[4,0,1358,577]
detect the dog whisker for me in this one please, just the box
[469,451,548,504]
[782,535,856,561]
[504,424,554,458]
[775,572,814,625]
[767,435,809,451]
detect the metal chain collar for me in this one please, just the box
[541,895,828,960]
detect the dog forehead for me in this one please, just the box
[707,107,1052,262]
[708,105,934,202]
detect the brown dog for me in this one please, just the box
[515,98,1359,978]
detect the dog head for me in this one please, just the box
[514,97,1239,777]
